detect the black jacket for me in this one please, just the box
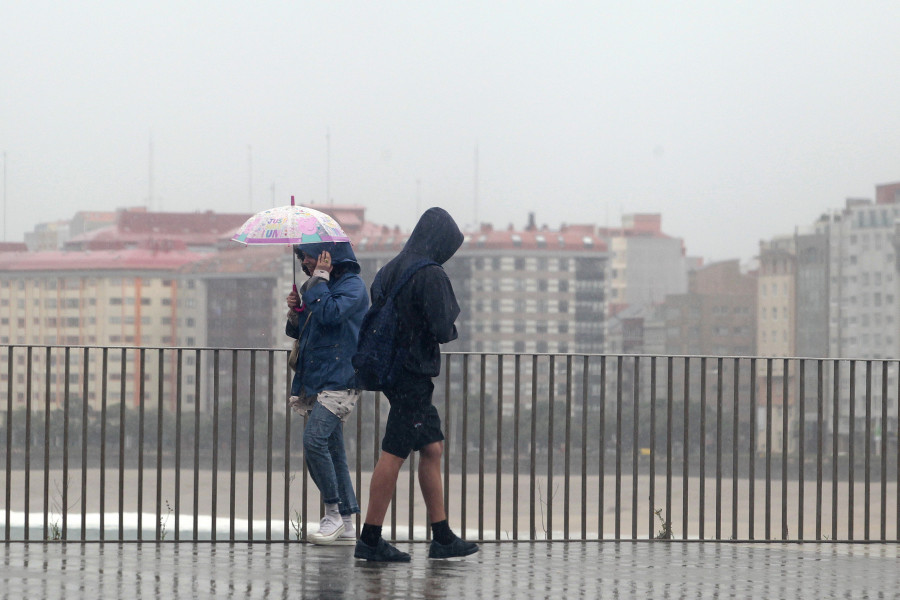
[370,207,464,379]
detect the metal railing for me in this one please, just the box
[1,345,898,542]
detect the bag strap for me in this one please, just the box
[377,259,439,303]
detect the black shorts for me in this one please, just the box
[381,376,444,460]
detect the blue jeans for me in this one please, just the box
[303,402,359,516]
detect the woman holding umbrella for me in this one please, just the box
[285,241,368,545]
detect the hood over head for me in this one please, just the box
[293,241,361,274]
[403,207,463,264]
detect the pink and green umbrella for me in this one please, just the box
[232,197,351,295]
[232,198,350,245]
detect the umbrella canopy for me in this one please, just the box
[231,201,350,246]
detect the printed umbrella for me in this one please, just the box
[231,196,351,292]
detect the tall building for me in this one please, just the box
[824,193,900,360]
[663,259,756,356]
[602,213,689,310]
[757,236,796,358]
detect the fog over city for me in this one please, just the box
[3,2,900,262]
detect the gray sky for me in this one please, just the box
[3,1,900,263]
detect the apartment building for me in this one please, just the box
[0,247,207,411]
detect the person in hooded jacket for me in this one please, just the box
[354,207,479,562]
[286,241,368,545]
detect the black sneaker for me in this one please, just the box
[354,538,411,562]
[428,537,479,559]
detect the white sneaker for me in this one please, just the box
[308,513,345,545]
[333,517,357,546]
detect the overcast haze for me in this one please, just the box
[3,1,900,262]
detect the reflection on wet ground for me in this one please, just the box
[1,541,898,599]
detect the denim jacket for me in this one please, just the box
[286,259,369,397]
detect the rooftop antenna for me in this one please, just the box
[473,143,479,227]
[247,145,253,211]
[2,151,6,241]
[416,178,422,217]
[326,128,332,205]
[148,135,155,211]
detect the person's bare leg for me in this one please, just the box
[363,451,405,526]
[417,441,446,523]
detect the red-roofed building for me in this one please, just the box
[0,247,211,409]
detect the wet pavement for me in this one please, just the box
[1,541,898,599]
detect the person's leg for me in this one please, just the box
[303,403,346,543]
[303,403,342,506]
[326,421,361,544]
[417,440,446,523]
[354,450,411,562]
[327,422,359,516]
[363,451,405,526]
[413,410,478,559]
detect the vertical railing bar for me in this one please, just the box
[303,420,310,541]
[880,361,888,541]
[408,453,415,540]
[848,360,856,540]
[192,349,201,541]
[174,348,182,541]
[513,354,522,541]
[137,348,146,541]
[530,354,537,540]
[461,354,469,539]
[547,354,555,540]
[598,356,606,539]
[81,347,89,540]
[715,357,723,540]
[229,350,238,540]
[443,355,452,528]
[649,357,657,540]
[798,359,805,541]
[155,349,164,541]
[478,354,486,541]
[682,356,690,540]
[266,351,274,541]
[211,349,220,542]
[614,355,622,540]
[4,346,13,541]
[43,346,52,541]
[631,356,639,540]
[781,358,789,540]
[354,374,362,539]
[864,360,872,541]
[699,356,707,540]
[25,346,33,541]
[370,390,381,533]
[496,355,504,541]
[732,359,740,540]
[581,355,588,541]
[665,356,673,541]
[283,356,291,541]
[765,357,772,541]
[248,351,256,542]
[816,360,824,540]
[564,355,573,540]
[62,346,70,540]
[896,360,900,541]
[117,348,126,540]
[749,358,757,540]
[832,360,840,540]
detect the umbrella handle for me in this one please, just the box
[291,283,302,313]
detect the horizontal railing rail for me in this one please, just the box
[0,345,898,542]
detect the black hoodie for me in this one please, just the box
[370,207,464,379]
